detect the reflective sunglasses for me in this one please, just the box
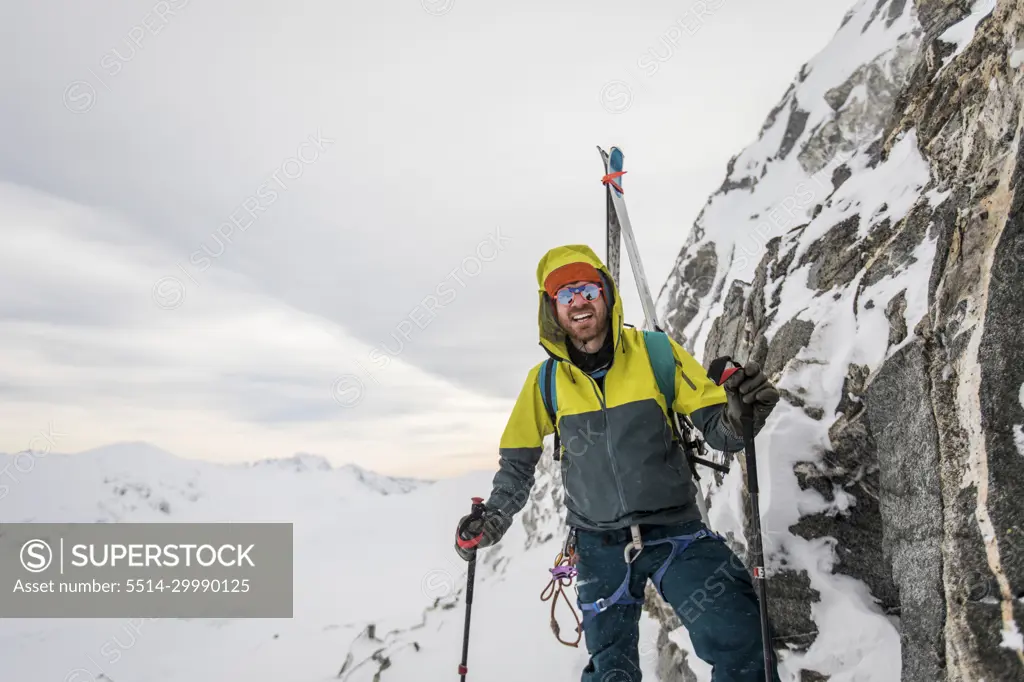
[555,282,602,305]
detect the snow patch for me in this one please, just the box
[938,0,997,70]
[704,458,749,549]
[925,186,952,207]
[786,567,902,680]
[1002,620,1024,652]
[1011,48,1024,69]
[1016,383,1024,457]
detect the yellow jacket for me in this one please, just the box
[484,244,742,531]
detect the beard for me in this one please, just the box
[564,307,608,349]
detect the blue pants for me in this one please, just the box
[574,520,781,682]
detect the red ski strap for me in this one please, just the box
[601,170,626,194]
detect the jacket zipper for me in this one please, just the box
[583,370,629,518]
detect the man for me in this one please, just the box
[455,244,781,681]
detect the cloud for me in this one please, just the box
[0,182,511,477]
[0,0,855,476]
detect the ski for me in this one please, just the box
[599,146,658,330]
[605,161,621,287]
[597,145,713,528]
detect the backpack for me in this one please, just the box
[537,330,728,477]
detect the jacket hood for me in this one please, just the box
[536,244,623,361]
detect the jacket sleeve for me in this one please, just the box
[483,363,555,528]
[666,336,746,454]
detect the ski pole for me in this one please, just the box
[708,357,774,682]
[455,496,487,680]
[741,404,773,682]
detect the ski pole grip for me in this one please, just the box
[709,356,754,416]
[469,496,486,519]
[708,356,741,386]
[710,357,760,493]
[456,497,488,550]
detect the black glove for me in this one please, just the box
[722,360,780,437]
[454,507,510,562]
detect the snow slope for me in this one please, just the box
[0,442,664,681]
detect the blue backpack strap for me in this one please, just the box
[641,330,676,414]
[642,331,720,479]
[643,329,699,449]
[538,358,561,460]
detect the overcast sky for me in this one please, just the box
[0,0,853,477]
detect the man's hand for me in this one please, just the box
[454,507,510,562]
[722,361,780,437]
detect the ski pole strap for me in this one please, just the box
[456,533,484,551]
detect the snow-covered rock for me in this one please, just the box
[656,0,1024,680]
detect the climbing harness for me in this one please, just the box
[540,523,726,644]
[540,527,584,647]
[576,524,725,627]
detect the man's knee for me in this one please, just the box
[666,548,761,637]
[581,604,642,649]
[580,607,643,682]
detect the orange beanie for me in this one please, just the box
[544,262,602,299]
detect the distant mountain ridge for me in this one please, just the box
[0,441,430,523]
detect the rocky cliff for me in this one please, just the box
[656,0,1024,680]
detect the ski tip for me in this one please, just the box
[606,147,624,188]
[609,147,624,170]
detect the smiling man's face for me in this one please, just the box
[553,280,609,349]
